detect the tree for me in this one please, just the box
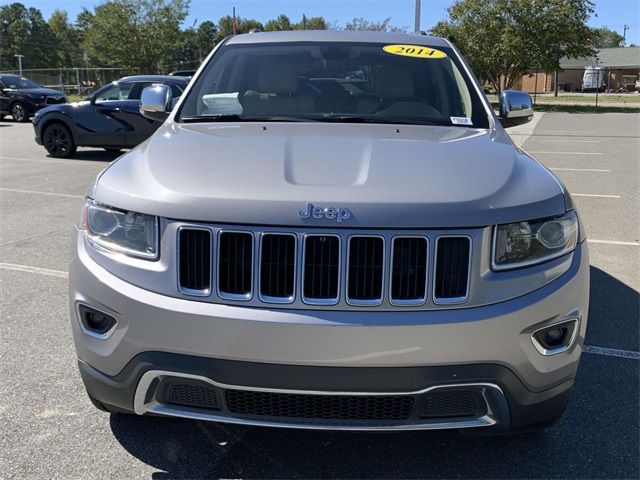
[344,17,407,32]
[0,2,57,69]
[80,0,188,73]
[264,14,292,31]
[590,26,624,48]
[299,16,327,30]
[431,0,595,93]
[49,10,83,67]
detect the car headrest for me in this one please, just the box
[374,68,415,98]
[258,63,298,94]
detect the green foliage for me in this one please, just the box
[590,26,625,48]
[431,0,595,93]
[343,17,407,32]
[80,0,188,72]
[0,2,57,68]
[49,10,83,67]
[1,2,405,74]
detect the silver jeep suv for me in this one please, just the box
[69,31,589,433]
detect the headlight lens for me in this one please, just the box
[492,211,578,270]
[83,199,158,259]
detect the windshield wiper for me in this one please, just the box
[314,114,450,126]
[180,114,319,123]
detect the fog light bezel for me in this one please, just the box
[77,303,118,340]
[531,318,580,356]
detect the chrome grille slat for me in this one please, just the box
[433,236,471,304]
[390,236,428,305]
[302,235,340,304]
[218,231,253,300]
[178,228,211,295]
[260,233,296,303]
[347,236,384,305]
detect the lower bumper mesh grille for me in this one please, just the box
[225,390,415,421]
[419,391,485,419]
[165,381,219,410]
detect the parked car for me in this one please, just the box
[32,75,189,158]
[169,69,197,77]
[70,31,588,435]
[0,74,66,122]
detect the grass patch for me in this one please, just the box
[533,104,640,113]
[488,93,640,104]
[66,94,84,103]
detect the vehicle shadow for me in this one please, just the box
[108,265,639,479]
[50,149,125,162]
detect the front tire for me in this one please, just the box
[11,102,28,122]
[43,123,77,158]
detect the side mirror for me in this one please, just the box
[88,95,96,104]
[499,90,533,128]
[140,84,172,121]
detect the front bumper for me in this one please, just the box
[70,232,589,430]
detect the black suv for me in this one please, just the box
[33,75,189,158]
[0,74,67,122]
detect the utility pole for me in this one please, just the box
[14,54,24,75]
[232,7,237,35]
[414,0,421,33]
[622,24,630,45]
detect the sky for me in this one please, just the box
[31,0,640,45]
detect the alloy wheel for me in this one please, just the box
[44,125,72,156]
[11,103,26,122]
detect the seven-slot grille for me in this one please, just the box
[177,229,472,307]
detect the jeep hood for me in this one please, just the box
[93,122,566,228]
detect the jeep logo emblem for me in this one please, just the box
[298,202,351,223]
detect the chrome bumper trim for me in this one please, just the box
[133,369,504,431]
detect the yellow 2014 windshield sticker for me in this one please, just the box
[383,45,447,59]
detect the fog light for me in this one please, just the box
[531,318,578,355]
[78,304,117,338]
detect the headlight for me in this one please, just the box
[492,211,578,270]
[25,93,44,101]
[82,199,159,259]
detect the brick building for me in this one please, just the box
[513,47,640,93]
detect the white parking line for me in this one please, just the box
[0,155,99,165]
[588,239,639,246]
[0,187,83,199]
[583,345,640,360]
[550,167,610,172]
[527,139,600,143]
[572,193,621,198]
[528,151,603,155]
[533,131,598,135]
[0,262,68,278]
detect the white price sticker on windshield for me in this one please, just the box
[450,116,473,125]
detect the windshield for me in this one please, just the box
[1,76,40,89]
[178,41,489,128]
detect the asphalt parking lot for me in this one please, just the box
[1,113,638,479]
